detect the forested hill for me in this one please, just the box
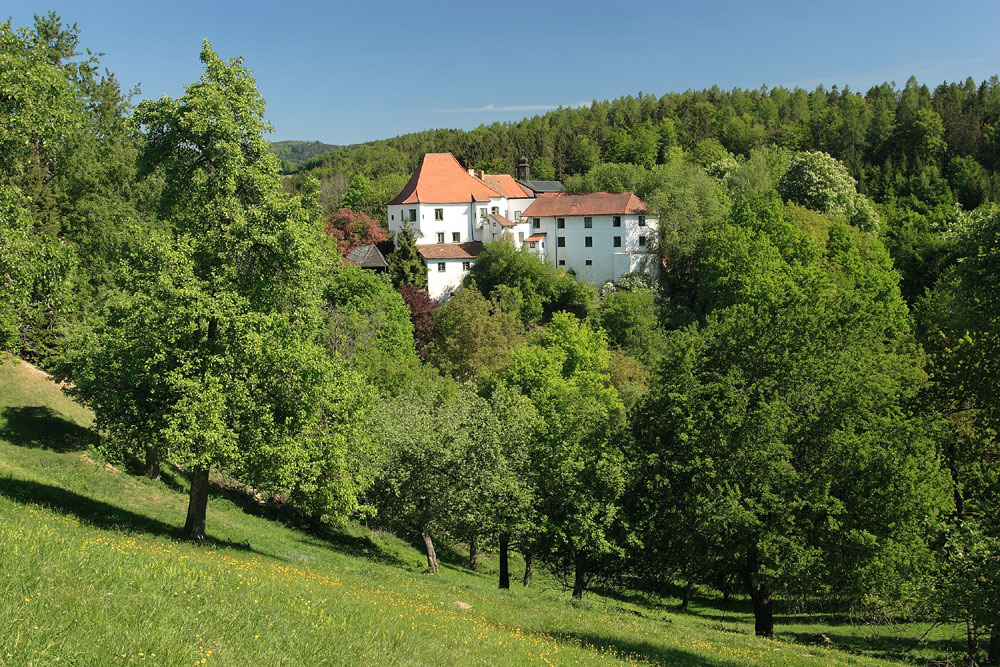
[294,78,1000,189]
[286,76,999,302]
[289,76,999,209]
[268,139,340,170]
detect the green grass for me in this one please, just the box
[0,356,966,665]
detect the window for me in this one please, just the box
[434,208,443,221]
[479,208,487,219]
[639,235,647,247]
[585,259,592,266]
[584,217,592,228]
[491,206,499,214]
[585,236,593,247]
[557,218,565,229]
[518,232,524,243]
[558,260,566,266]
[437,232,445,244]
[613,236,622,247]
[409,208,417,223]
[639,215,646,227]
[532,218,540,229]
[437,262,446,272]
[462,261,471,271]
[557,237,565,247]
[529,242,536,249]
[514,210,521,221]
[452,232,460,243]
[613,216,621,227]
[391,214,394,221]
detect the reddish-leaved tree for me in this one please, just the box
[326,207,389,255]
[399,284,438,358]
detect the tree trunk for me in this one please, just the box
[741,570,774,638]
[988,621,999,665]
[523,552,532,587]
[469,534,478,571]
[142,448,160,480]
[498,533,509,589]
[421,529,439,574]
[680,578,694,611]
[572,558,585,599]
[965,615,978,665]
[183,467,210,540]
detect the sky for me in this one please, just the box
[7,1,1000,145]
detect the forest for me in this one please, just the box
[1,12,998,665]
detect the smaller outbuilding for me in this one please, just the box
[344,243,389,272]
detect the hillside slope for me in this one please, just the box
[0,357,945,665]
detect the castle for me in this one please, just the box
[387,153,657,299]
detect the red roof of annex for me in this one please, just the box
[417,242,485,260]
[522,192,647,217]
[389,153,504,205]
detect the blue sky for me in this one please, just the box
[8,1,1000,145]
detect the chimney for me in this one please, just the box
[468,168,476,177]
[476,169,485,180]
[516,153,530,181]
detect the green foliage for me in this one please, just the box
[593,288,664,366]
[64,42,377,535]
[324,264,417,388]
[530,156,556,180]
[493,314,627,595]
[0,18,84,356]
[427,288,523,383]
[635,203,948,633]
[387,223,427,290]
[778,151,880,230]
[915,206,1000,660]
[268,139,340,169]
[464,241,596,326]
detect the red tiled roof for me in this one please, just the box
[489,213,517,227]
[389,154,503,205]
[417,242,485,260]
[525,233,546,242]
[483,173,533,199]
[522,192,647,217]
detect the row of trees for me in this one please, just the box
[2,14,997,664]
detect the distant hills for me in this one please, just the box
[268,140,341,170]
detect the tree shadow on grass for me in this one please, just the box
[788,630,960,663]
[548,630,732,666]
[0,476,257,554]
[299,529,410,570]
[0,406,98,452]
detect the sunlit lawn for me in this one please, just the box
[0,357,962,665]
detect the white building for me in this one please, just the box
[521,192,657,285]
[387,152,656,299]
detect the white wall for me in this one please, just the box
[425,257,476,300]
[526,213,658,285]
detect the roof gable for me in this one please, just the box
[483,174,533,199]
[388,153,504,205]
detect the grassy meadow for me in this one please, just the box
[0,357,967,665]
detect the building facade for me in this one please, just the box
[387,152,656,299]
